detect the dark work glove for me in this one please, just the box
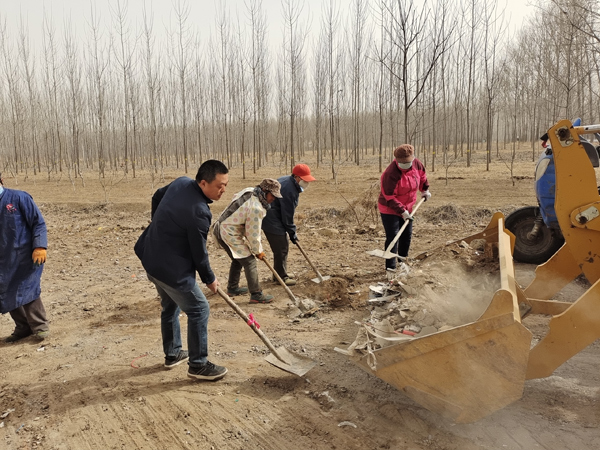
[290,234,299,245]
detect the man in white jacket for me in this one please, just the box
[213,178,282,303]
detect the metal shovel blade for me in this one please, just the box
[365,249,400,259]
[216,287,316,377]
[367,198,425,260]
[264,346,318,377]
[311,275,331,284]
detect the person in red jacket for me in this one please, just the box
[378,144,431,271]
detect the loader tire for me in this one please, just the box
[505,206,564,264]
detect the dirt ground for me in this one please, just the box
[1,152,599,450]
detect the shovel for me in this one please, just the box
[366,198,425,259]
[216,287,317,376]
[295,241,331,283]
[260,256,300,306]
[243,238,299,305]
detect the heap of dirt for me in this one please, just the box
[302,276,352,307]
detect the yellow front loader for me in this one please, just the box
[339,119,600,423]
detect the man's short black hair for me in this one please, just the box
[196,160,228,183]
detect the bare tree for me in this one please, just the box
[216,3,233,167]
[63,18,84,184]
[233,14,252,178]
[281,0,308,173]
[41,11,64,178]
[312,33,327,167]
[482,0,506,171]
[381,0,452,144]
[86,3,110,178]
[111,0,134,176]
[18,17,40,176]
[348,0,370,165]
[0,18,24,175]
[171,0,192,173]
[142,2,162,178]
[246,0,269,172]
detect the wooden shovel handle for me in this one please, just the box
[385,197,426,253]
[216,287,287,363]
[260,257,298,303]
[242,236,298,303]
[294,241,324,282]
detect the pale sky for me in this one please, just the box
[0,0,534,56]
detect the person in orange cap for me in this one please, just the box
[262,164,316,286]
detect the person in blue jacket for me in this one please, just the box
[262,164,316,286]
[0,173,50,342]
[134,160,229,381]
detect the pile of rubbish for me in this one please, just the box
[348,240,501,356]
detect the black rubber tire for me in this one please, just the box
[505,206,564,264]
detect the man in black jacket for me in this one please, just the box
[134,160,229,381]
[262,164,315,286]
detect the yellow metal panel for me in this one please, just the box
[526,277,600,379]
[551,120,600,283]
[356,317,531,423]
[523,244,580,299]
[526,299,572,316]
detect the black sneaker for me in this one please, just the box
[187,361,228,381]
[5,331,32,343]
[227,286,249,296]
[164,350,189,368]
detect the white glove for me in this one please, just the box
[402,210,414,221]
[421,190,431,202]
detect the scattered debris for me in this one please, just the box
[0,409,15,419]
[319,391,335,403]
[344,238,502,358]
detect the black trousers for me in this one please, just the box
[380,213,413,270]
[9,297,49,336]
[263,231,290,279]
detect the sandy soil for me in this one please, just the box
[1,152,599,450]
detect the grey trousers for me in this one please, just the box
[215,236,261,294]
[9,297,49,336]
[263,231,289,279]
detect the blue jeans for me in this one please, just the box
[147,274,209,368]
[380,213,413,270]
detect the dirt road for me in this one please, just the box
[1,158,599,450]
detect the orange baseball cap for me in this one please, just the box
[292,164,316,182]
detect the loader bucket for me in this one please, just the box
[340,215,533,423]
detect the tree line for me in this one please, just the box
[0,0,597,182]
